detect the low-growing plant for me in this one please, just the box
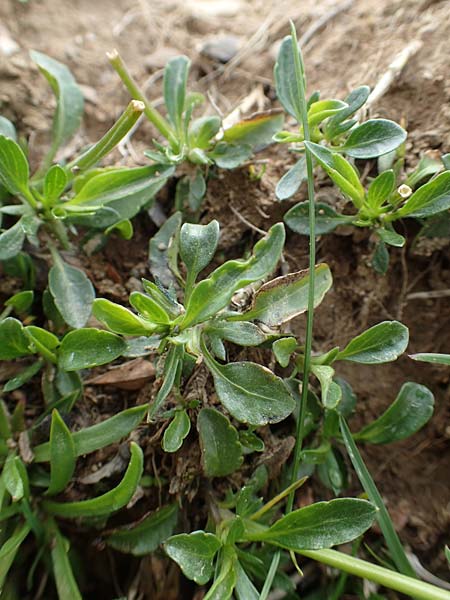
[59,219,333,435]
[0,51,176,329]
[108,50,284,216]
[0,398,148,597]
[272,29,450,273]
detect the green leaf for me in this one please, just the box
[204,545,237,600]
[3,359,44,393]
[339,417,415,577]
[337,321,409,364]
[164,56,190,133]
[59,328,127,371]
[149,344,184,419]
[276,157,307,201]
[339,119,407,159]
[129,291,171,325]
[42,442,143,518]
[235,560,259,600]
[208,142,252,169]
[0,116,17,140]
[305,142,365,206]
[206,321,266,347]
[197,408,243,477]
[355,382,434,444]
[44,164,68,206]
[406,154,443,188]
[308,99,347,127]
[34,405,148,462]
[141,279,182,319]
[398,171,450,218]
[285,201,353,235]
[93,299,156,336]
[107,504,178,556]
[223,111,284,148]
[246,498,376,550]
[162,410,191,453]
[367,170,395,208]
[164,531,221,585]
[30,50,84,151]
[2,454,26,502]
[372,240,389,275]
[24,326,59,363]
[0,522,31,591]
[49,256,95,329]
[237,264,332,327]
[203,344,295,426]
[68,165,173,222]
[5,290,34,314]
[0,219,25,260]
[376,227,405,248]
[51,525,82,600]
[189,115,221,149]
[274,35,304,121]
[149,211,183,288]
[46,409,76,495]
[180,220,219,285]
[0,136,30,198]
[324,86,370,139]
[182,223,285,328]
[273,337,297,367]
[105,218,133,240]
[0,318,32,360]
[311,365,341,409]
[409,353,450,366]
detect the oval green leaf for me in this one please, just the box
[337,321,409,364]
[164,531,221,585]
[197,408,243,477]
[59,328,127,371]
[340,119,407,159]
[162,410,191,453]
[355,382,434,444]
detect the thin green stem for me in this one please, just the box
[66,100,145,175]
[107,49,178,148]
[259,551,281,600]
[339,417,416,578]
[299,549,450,600]
[286,22,316,514]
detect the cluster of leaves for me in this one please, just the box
[109,50,284,216]
[273,37,450,273]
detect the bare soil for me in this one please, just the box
[1,0,449,597]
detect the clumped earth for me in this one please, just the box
[0,0,449,598]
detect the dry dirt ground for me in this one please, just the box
[0,0,449,598]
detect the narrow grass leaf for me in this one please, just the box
[42,442,143,518]
[0,521,31,590]
[51,525,82,600]
[339,417,415,577]
[33,405,147,462]
[47,409,76,495]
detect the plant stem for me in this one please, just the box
[339,417,416,578]
[66,100,145,175]
[299,549,450,600]
[107,49,178,148]
[259,551,281,600]
[286,22,316,514]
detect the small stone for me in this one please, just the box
[145,46,180,71]
[200,35,241,64]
